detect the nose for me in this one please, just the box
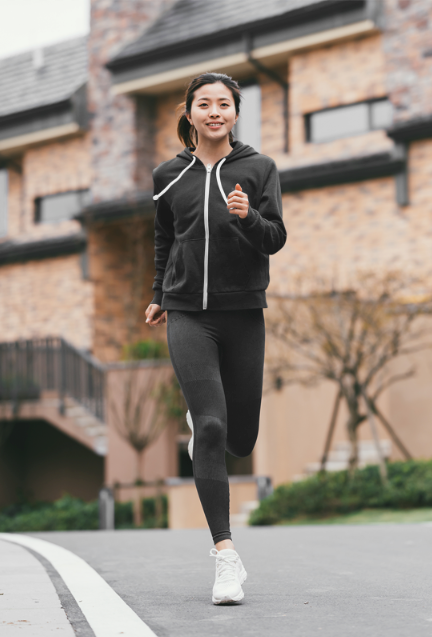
[209,105,220,118]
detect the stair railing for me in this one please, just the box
[0,337,105,422]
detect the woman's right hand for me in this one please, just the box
[145,304,166,326]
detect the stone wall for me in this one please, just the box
[383,0,432,121]
[88,0,176,201]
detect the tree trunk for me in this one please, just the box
[133,449,144,527]
[346,416,359,475]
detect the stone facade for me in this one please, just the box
[88,0,176,201]
[383,0,432,121]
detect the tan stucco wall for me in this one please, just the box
[105,364,178,486]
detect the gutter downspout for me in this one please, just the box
[244,34,289,153]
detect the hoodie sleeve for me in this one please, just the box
[151,174,175,307]
[236,158,286,255]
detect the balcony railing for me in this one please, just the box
[0,337,105,422]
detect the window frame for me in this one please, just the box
[34,188,91,224]
[305,98,393,144]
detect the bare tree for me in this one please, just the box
[111,366,176,525]
[265,272,432,475]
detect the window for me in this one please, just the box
[35,189,91,224]
[0,169,8,238]
[306,99,394,144]
[234,83,261,152]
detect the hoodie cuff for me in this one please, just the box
[237,206,259,229]
[151,289,163,307]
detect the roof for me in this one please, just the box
[110,0,362,66]
[0,37,88,119]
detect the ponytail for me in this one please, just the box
[177,72,241,149]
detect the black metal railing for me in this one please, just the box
[0,337,105,421]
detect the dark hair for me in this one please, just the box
[177,72,242,148]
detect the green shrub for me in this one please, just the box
[0,495,99,532]
[0,493,169,532]
[249,460,432,526]
[124,339,169,361]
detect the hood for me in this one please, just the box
[178,140,259,163]
[153,141,259,201]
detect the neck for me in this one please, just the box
[192,136,233,166]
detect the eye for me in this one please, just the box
[198,102,208,107]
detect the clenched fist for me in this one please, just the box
[227,183,249,219]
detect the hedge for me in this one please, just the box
[249,460,432,526]
[0,493,168,532]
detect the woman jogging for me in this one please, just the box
[145,72,286,605]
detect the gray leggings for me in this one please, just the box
[167,308,265,543]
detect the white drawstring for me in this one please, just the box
[153,155,196,201]
[216,157,227,203]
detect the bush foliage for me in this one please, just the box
[124,339,169,361]
[249,460,432,526]
[0,493,168,532]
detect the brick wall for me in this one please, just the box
[270,138,432,296]
[0,254,94,349]
[5,135,90,242]
[283,33,392,169]
[154,90,184,166]
[89,218,165,362]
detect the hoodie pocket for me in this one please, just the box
[208,237,250,293]
[171,238,205,294]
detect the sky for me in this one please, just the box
[0,0,90,60]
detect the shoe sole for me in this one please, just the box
[212,569,247,605]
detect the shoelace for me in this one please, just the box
[209,548,239,583]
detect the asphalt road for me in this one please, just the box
[31,523,432,637]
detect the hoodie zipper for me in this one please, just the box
[203,163,212,310]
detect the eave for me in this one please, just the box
[108,0,380,95]
[0,84,88,156]
[279,149,406,193]
[0,232,87,266]
[387,115,432,143]
[78,192,155,224]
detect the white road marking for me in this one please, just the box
[0,534,158,637]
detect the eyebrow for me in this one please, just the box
[196,95,232,101]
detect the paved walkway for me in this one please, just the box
[0,539,74,635]
[1,523,432,636]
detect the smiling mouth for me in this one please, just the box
[207,122,223,128]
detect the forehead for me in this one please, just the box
[193,82,233,100]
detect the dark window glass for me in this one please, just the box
[35,189,91,224]
[306,99,393,143]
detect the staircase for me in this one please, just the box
[0,337,107,455]
[298,439,392,479]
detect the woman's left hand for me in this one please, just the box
[227,183,249,219]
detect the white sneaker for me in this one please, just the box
[186,410,194,460]
[209,548,247,604]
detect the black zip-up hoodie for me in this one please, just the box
[151,140,287,311]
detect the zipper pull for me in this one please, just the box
[206,163,212,173]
